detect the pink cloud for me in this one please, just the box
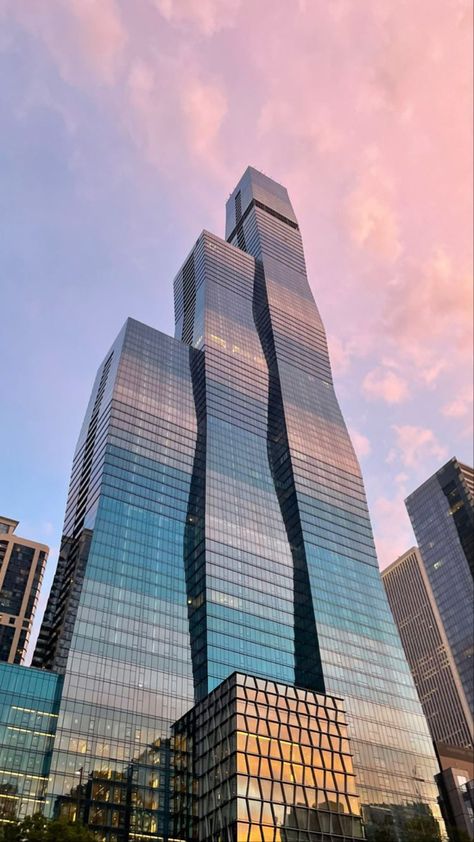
[372,472,413,569]
[384,249,473,357]
[153,0,241,36]
[341,149,402,263]
[388,424,448,468]
[349,427,371,460]
[442,387,473,419]
[9,0,127,87]
[181,79,228,157]
[362,367,409,404]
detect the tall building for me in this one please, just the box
[0,516,48,663]
[31,168,444,840]
[405,459,474,720]
[382,547,473,748]
[435,743,474,840]
[0,662,62,820]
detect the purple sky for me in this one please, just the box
[1,0,472,659]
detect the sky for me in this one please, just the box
[0,0,472,658]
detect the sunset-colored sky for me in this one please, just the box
[1,0,472,651]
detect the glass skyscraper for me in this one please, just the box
[405,459,474,722]
[30,168,444,840]
[383,547,473,749]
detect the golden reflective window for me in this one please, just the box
[292,763,303,785]
[249,799,262,822]
[280,742,291,762]
[321,750,332,769]
[261,801,273,827]
[314,768,324,788]
[300,745,311,766]
[272,781,284,804]
[326,770,336,790]
[259,757,271,779]
[346,776,358,795]
[259,777,271,801]
[303,766,314,788]
[270,758,282,779]
[332,754,344,773]
[257,735,270,756]
[237,775,247,796]
[291,743,302,765]
[237,822,249,842]
[247,735,258,755]
[279,725,290,741]
[237,753,248,774]
[320,734,331,751]
[283,782,294,803]
[237,732,247,752]
[247,754,260,777]
[343,754,353,774]
[268,721,279,738]
[247,776,261,800]
[281,762,294,783]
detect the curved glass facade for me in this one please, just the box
[30,168,445,840]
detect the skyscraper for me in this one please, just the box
[382,547,473,748]
[32,168,443,840]
[405,459,474,720]
[0,515,48,663]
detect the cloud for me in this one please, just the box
[153,0,241,36]
[345,190,402,262]
[344,154,402,262]
[387,424,447,468]
[372,472,413,569]
[362,367,409,404]
[181,78,228,157]
[9,0,127,87]
[349,427,371,460]
[69,0,127,85]
[327,333,374,377]
[327,335,352,376]
[442,387,473,419]
[383,249,473,366]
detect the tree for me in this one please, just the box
[0,815,96,842]
[404,812,442,842]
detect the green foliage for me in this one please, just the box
[404,813,442,842]
[0,814,96,842]
[366,812,444,842]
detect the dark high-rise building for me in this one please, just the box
[0,516,48,663]
[382,547,473,749]
[405,459,474,720]
[31,168,444,840]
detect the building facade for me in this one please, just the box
[31,168,444,840]
[405,459,474,720]
[0,662,62,822]
[0,516,48,664]
[173,673,364,842]
[435,743,474,840]
[382,548,473,749]
[32,321,198,839]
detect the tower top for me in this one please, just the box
[225,166,298,240]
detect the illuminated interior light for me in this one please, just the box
[6,726,55,737]
[0,770,48,780]
[12,706,58,718]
